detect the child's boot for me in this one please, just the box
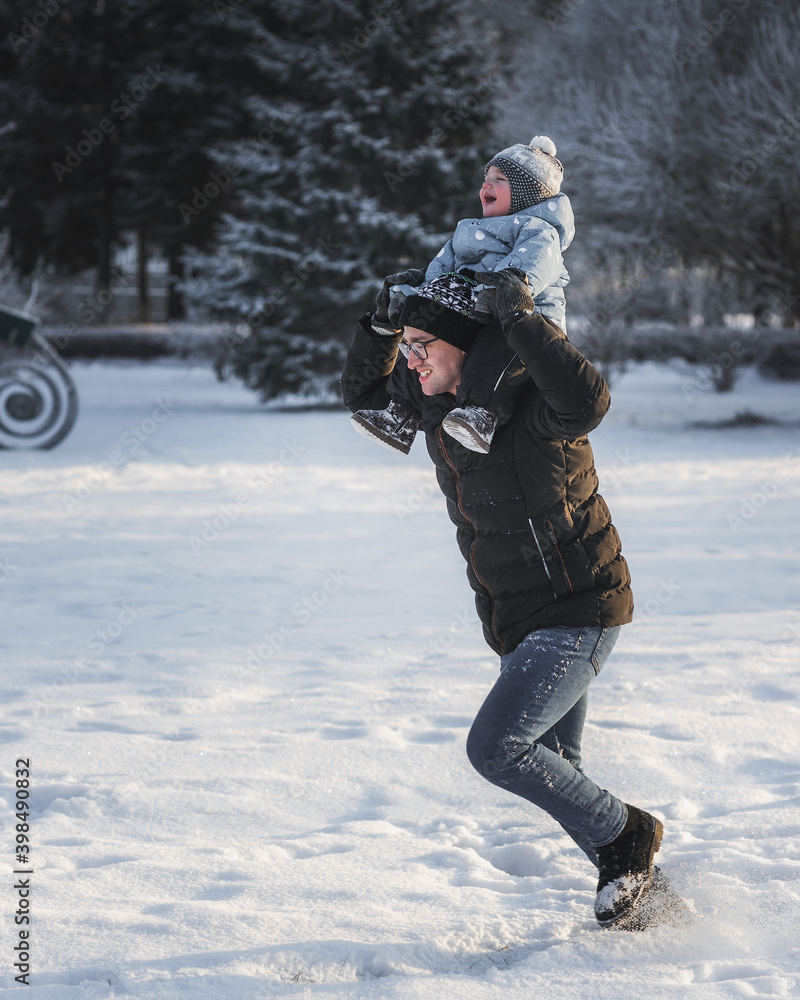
[441,405,498,454]
[351,397,421,455]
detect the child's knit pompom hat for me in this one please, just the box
[486,135,563,213]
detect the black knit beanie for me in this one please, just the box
[398,272,483,351]
[486,135,563,214]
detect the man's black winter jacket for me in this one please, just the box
[341,313,633,655]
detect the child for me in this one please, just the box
[351,135,574,454]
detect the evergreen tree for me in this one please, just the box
[113,0,274,318]
[0,0,270,317]
[181,0,500,397]
[0,0,127,284]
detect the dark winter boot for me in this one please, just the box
[595,804,664,929]
[351,398,421,455]
[441,405,498,454]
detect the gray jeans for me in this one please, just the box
[466,625,625,865]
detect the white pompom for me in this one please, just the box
[529,135,556,156]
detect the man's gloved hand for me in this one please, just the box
[373,268,426,334]
[473,268,535,330]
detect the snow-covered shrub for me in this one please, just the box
[180,0,499,401]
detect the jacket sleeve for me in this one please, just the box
[506,314,610,439]
[492,222,564,298]
[340,312,403,413]
[424,238,456,281]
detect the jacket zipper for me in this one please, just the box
[493,354,520,391]
[527,517,573,599]
[437,427,504,653]
[545,518,573,595]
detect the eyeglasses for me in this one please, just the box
[398,337,440,360]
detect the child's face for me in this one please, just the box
[480,166,511,217]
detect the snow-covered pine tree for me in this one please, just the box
[0,0,126,286]
[0,0,271,316]
[113,0,275,319]
[181,0,500,399]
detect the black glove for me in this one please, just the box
[373,268,426,333]
[473,269,534,330]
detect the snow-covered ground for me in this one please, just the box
[1,357,799,999]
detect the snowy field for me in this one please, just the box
[1,356,799,999]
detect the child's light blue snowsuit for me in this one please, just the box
[396,192,574,332]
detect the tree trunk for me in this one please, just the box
[167,250,185,320]
[96,141,114,293]
[96,0,113,295]
[138,225,150,324]
[778,202,800,325]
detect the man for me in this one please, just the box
[341,269,670,930]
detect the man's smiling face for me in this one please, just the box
[402,327,465,396]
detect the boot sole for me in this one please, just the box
[441,418,491,454]
[350,414,412,454]
[597,816,664,930]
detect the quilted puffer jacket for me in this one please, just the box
[341,311,633,655]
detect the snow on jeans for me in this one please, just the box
[466,625,625,866]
